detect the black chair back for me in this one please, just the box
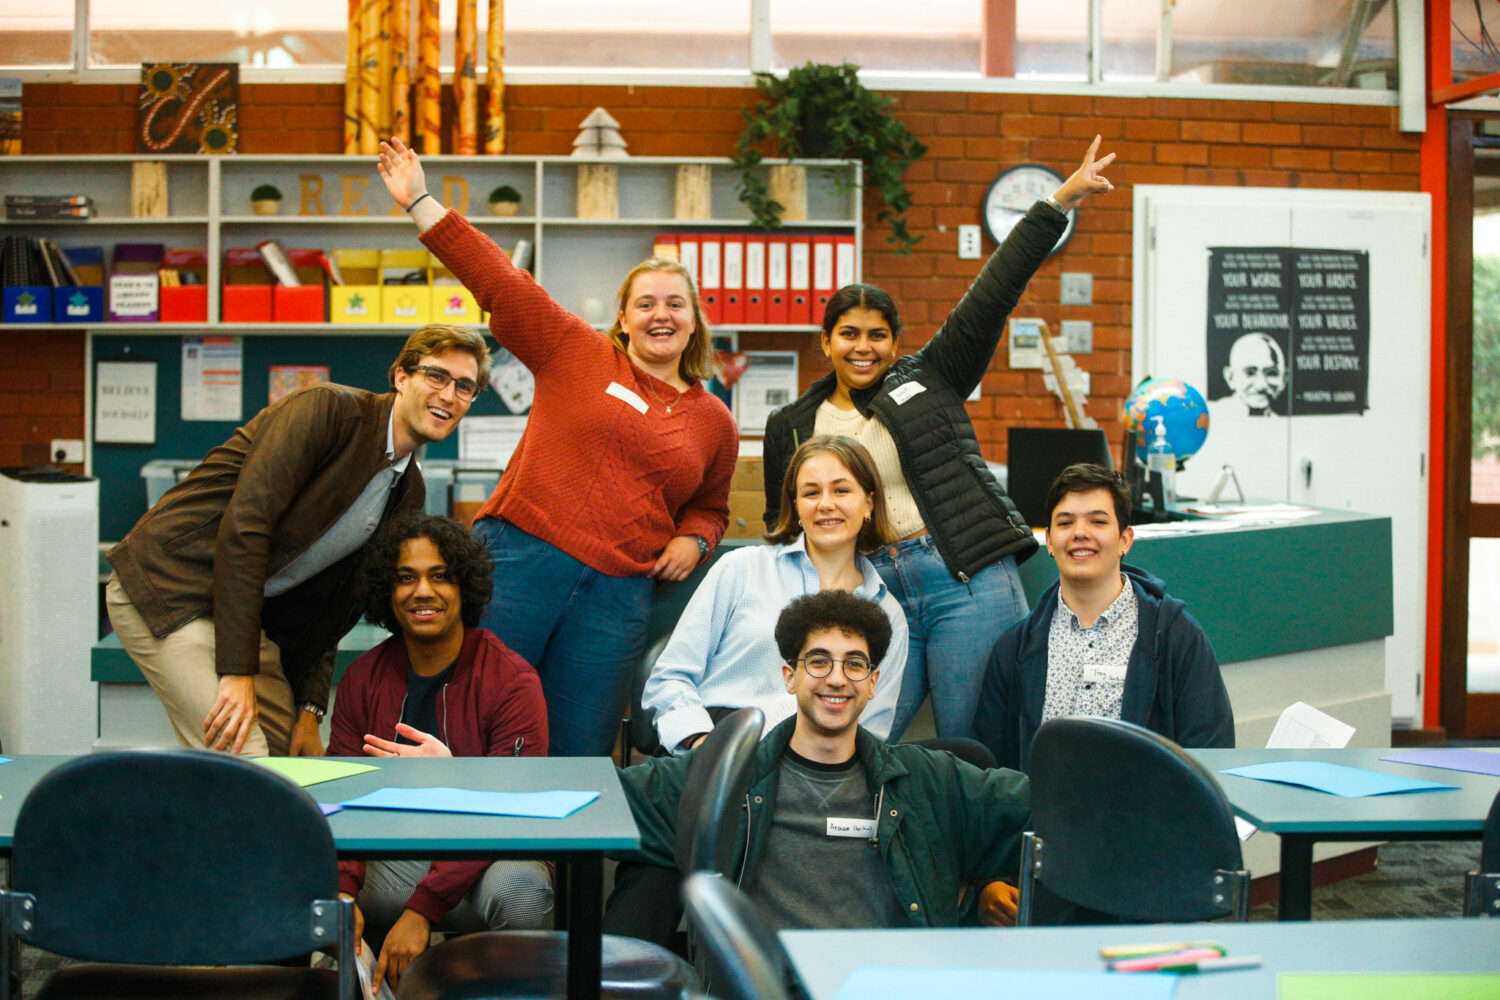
[1465,786,1500,916]
[624,633,673,763]
[675,707,764,876]
[681,873,790,1000]
[5,750,347,967]
[1019,716,1247,924]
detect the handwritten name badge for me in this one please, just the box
[606,381,648,414]
[1082,661,1127,686]
[887,381,926,406]
[827,817,877,839]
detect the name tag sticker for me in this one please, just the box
[1082,661,1127,686]
[827,817,877,839]
[887,381,926,406]
[606,381,648,414]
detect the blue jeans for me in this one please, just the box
[472,518,653,758]
[870,537,1028,741]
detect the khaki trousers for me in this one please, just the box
[105,573,296,756]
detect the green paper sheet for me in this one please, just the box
[1279,973,1500,1000]
[252,757,379,787]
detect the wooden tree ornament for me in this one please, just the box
[389,0,411,145]
[416,0,440,153]
[357,0,382,153]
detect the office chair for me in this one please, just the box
[681,873,791,1000]
[1464,786,1500,916]
[1016,716,1250,926]
[399,708,765,1000]
[0,749,354,1000]
[619,633,673,766]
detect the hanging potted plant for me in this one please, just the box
[733,62,928,254]
[250,184,283,216]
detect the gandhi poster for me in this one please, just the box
[1205,247,1370,418]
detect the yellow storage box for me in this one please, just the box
[430,253,482,324]
[329,249,381,324]
[380,249,431,324]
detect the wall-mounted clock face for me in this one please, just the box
[982,163,1075,256]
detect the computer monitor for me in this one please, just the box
[1004,427,1115,528]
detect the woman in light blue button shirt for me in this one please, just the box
[642,435,908,753]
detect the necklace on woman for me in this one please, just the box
[641,375,683,415]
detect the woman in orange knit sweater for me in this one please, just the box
[378,137,738,757]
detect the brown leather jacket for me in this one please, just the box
[107,384,425,709]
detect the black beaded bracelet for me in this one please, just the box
[405,192,433,212]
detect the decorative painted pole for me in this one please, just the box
[389,0,410,144]
[344,0,361,152]
[453,0,478,154]
[484,0,505,154]
[416,0,440,153]
[357,0,381,153]
[376,0,391,135]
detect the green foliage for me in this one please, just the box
[488,184,522,203]
[250,184,282,201]
[1474,255,1500,456]
[733,62,928,254]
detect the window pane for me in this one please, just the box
[1452,2,1500,82]
[0,0,73,69]
[88,0,749,72]
[769,0,1085,79]
[1470,538,1500,692]
[1474,166,1500,502]
[1104,0,1395,88]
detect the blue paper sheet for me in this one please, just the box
[1379,748,1500,778]
[319,803,343,817]
[0,757,11,765]
[338,786,599,819]
[830,967,1178,1000]
[1220,761,1459,797]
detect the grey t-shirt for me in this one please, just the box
[751,747,907,931]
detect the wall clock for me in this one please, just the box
[982,163,1075,256]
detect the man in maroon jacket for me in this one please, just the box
[330,514,550,994]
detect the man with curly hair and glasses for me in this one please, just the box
[106,325,490,760]
[332,513,550,995]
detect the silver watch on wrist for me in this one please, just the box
[298,701,326,721]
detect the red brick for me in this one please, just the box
[968,92,1032,114]
[1030,94,1093,116]
[1180,120,1241,143]
[999,113,1060,137]
[285,106,342,129]
[1271,102,1336,124]
[1157,143,1209,165]
[1271,147,1332,170]
[1062,117,1125,139]
[516,85,581,106]
[1241,122,1301,145]
[1093,96,1156,118]
[1124,118,1180,142]
[1209,145,1271,168]
[1301,124,1363,148]
[1119,163,1186,185]
[1332,149,1391,172]
[897,91,968,112]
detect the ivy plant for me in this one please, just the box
[733,62,928,254]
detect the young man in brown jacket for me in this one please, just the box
[105,324,491,757]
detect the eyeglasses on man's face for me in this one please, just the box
[797,654,873,681]
[408,365,480,402]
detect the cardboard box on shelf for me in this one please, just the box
[109,243,163,322]
[222,247,273,323]
[272,247,326,323]
[380,249,430,324]
[329,248,381,324]
[429,253,481,323]
[159,247,208,322]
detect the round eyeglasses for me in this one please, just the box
[797,654,873,681]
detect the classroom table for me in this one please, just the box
[0,754,638,1000]
[781,917,1500,1000]
[1187,747,1500,921]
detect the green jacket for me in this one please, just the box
[615,716,1031,928]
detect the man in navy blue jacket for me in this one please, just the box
[973,463,1234,772]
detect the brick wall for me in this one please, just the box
[10,82,1421,470]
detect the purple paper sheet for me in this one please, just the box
[319,803,344,816]
[1380,748,1500,778]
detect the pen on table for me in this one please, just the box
[1108,948,1226,973]
[1100,941,1226,959]
[1157,956,1263,974]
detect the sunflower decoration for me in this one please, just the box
[197,99,239,155]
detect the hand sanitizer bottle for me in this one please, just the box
[1146,418,1176,509]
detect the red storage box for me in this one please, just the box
[159,248,209,323]
[223,248,273,323]
[272,248,327,323]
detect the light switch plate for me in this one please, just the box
[51,438,84,463]
[1061,320,1093,354]
[1060,272,1093,305]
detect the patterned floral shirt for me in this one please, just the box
[1041,575,1139,724]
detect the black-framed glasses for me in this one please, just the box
[408,365,480,401]
[797,654,873,680]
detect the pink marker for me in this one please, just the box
[1109,948,1227,973]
